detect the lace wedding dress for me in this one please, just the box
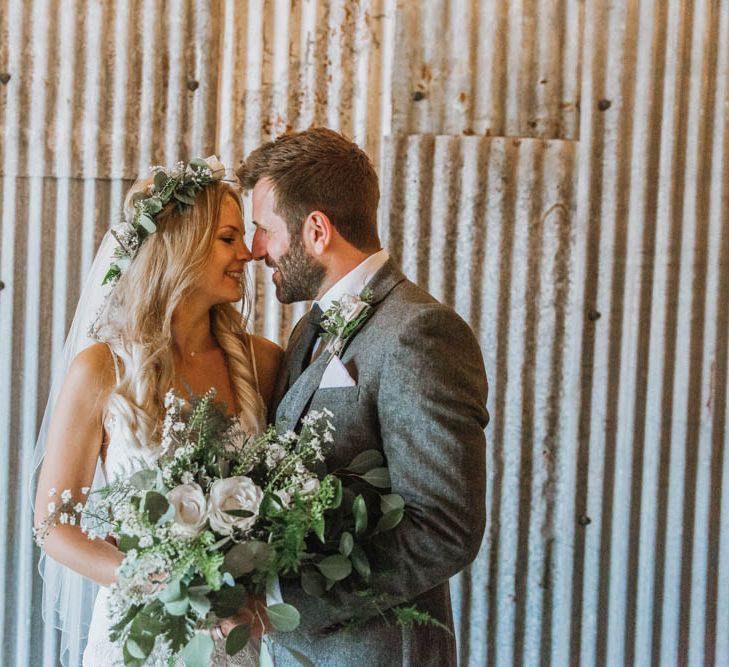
[82,350,260,667]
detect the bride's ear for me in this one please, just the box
[303,210,333,255]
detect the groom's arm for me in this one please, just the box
[279,303,489,632]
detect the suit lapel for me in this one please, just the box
[275,352,329,429]
[275,259,407,429]
[269,316,308,420]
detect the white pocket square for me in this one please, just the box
[319,355,356,388]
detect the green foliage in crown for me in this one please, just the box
[103,156,227,285]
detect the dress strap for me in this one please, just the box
[249,334,261,393]
[106,343,121,385]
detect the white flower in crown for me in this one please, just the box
[202,155,226,178]
[320,287,374,359]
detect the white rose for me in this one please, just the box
[338,294,368,322]
[203,155,226,178]
[166,483,207,538]
[208,476,263,535]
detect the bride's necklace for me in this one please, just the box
[188,347,216,357]
[180,339,219,358]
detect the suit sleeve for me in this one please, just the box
[278,304,489,633]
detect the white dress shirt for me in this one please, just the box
[311,249,390,356]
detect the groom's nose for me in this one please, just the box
[251,229,267,261]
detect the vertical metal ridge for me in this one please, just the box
[703,7,729,664]
[392,0,581,140]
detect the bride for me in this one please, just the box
[32,158,282,666]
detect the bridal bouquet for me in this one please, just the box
[35,390,342,666]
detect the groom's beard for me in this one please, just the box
[269,235,326,303]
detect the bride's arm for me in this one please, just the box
[34,343,124,586]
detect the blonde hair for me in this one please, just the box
[96,179,265,449]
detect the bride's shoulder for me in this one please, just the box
[66,343,117,392]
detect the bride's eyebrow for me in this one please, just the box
[217,225,242,234]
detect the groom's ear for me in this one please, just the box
[303,210,333,256]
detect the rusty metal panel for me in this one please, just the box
[1,1,728,666]
[391,0,584,140]
[564,1,729,667]
[380,133,579,666]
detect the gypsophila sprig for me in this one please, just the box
[33,486,91,546]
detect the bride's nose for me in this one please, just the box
[237,242,253,262]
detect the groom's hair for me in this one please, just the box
[237,127,380,251]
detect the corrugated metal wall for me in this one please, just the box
[1,1,727,665]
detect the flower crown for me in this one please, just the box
[103,156,227,285]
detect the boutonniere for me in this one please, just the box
[320,287,374,359]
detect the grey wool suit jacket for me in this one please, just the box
[268,259,489,667]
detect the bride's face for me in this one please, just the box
[198,194,252,305]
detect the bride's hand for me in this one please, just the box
[218,594,271,639]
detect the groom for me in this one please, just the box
[238,128,489,666]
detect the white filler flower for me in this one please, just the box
[208,476,263,535]
[166,483,208,538]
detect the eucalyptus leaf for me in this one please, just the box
[361,467,391,489]
[350,544,371,581]
[122,643,144,667]
[225,623,251,656]
[125,638,149,660]
[301,567,325,597]
[143,490,170,524]
[376,507,404,533]
[129,468,156,490]
[164,597,189,616]
[157,578,182,603]
[353,495,368,535]
[189,592,211,618]
[346,449,384,474]
[118,534,139,553]
[153,170,168,192]
[380,493,405,514]
[189,157,210,170]
[144,196,163,214]
[181,633,214,667]
[316,554,352,581]
[174,189,197,206]
[223,541,272,577]
[137,213,157,234]
[338,531,354,557]
[266,603,301,632]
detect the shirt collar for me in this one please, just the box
[313,249,390,312]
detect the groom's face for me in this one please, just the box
[251,178,325,303]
